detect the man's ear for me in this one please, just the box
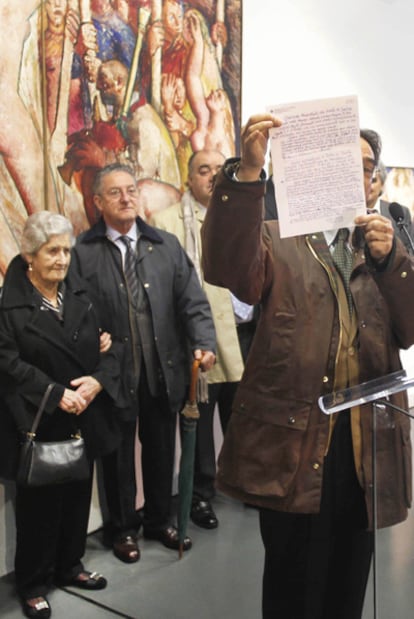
[93,194,103,212]
[116,76,124,93]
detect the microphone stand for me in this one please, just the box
[370,399,414,619]
[319,370,414,619]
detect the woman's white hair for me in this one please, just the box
[20,211,75,256]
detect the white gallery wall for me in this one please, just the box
[241,0,414,167]
[240,0,414,391]
[2,0,414,578]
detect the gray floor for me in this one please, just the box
[0,492,413,619]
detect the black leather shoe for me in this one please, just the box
[191,499,219,529]
[22,597,51,619]
[113,535,140,563]
[57,570,107,590]
[143,525,192,551]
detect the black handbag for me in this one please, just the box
[16,384,90,487]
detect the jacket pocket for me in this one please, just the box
[218,395,312,498]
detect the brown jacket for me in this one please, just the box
[201,164,414,529]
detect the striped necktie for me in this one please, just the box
[120,236,139,302]
[332,228,353,310]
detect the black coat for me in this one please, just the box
[0,255,122,480]
[71,217,216,420]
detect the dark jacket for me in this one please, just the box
[264,175,278,220]
[70,217,216,419]
[0,255,123,480]
[201,163,414,529]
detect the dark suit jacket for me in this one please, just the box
[71,217,216,420]
[264,175,278,220]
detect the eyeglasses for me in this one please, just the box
[102,186,138,200]
[363,164,378,180]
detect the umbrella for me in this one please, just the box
[177,359,201,558]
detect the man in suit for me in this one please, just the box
[71,162,216,562]
[367,159,414,252]
[150,149,255,530]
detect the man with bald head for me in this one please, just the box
[151,149,255,530]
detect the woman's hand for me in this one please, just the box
[59,388,88,416]
[70,376,103,409]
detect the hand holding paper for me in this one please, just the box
[238,114,281,182]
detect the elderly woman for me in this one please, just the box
[0,212,122,619]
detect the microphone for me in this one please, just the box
[389,202,405,224]
[388,202,414,254]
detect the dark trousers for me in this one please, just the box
[193,321,255,501]
[138,376,176,532]
[236,320,256,366]
[15,474,93,599]
[101,374,176,540]
[193,380,239,500]
[259,412,373,619]
[101,419,139,540]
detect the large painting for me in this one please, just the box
[383,166,414,216]
[0,0,242,282]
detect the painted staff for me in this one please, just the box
[79,0,107,122]
[120,1,152,120]
[215,0,225,69]
[151,0,163,114]
[51,0,80,166]
[40,1,50,210]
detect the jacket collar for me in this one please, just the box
[0,255,88,309]
[180,190,206,223]
[0,255,36,308]
[81,216,164,244]
[306,230,367,277]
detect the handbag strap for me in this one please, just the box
[28,383,56,437]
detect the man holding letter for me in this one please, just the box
[201,111,414,619]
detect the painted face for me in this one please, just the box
[96,66,118,106]
[91,0,112,16]
[188,151,225,207]
[45,0,67,29]
[162,0,183,40]
[94,171,139,231]
[173,77,186,110]
[29,234,72,287]
[113,0,129,22]
[360,137,377,203]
